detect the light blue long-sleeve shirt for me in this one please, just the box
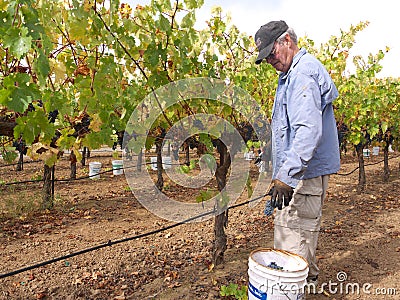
[271,48,340,188]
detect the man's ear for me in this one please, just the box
[285,34,292,47]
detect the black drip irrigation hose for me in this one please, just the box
[335,154,400,176]
[0,194,266,279]
[0,160,42,168]
[1,178,43,186]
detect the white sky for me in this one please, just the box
[125,0,399,78]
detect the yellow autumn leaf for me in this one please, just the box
[0,0,9,10]
[119,3,133,18]
[211,277,218,285]
[74,150,82,162]
[30,143,60,166]
[71,142,83,162]
[235,234,246,240]
[50,59,67,84]
[89,114,102,132]
[208,263,214,272]
[83,0,92,12]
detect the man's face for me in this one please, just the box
[265,35,294,73]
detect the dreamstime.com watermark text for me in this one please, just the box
[306,271,398,296]
[251,271,397,298]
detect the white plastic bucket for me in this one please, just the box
[89,162,102,179]
[372,146,380,156]
[112,160,123,175]
[363,149,370,158]
[245,151,255,160]
[150,156,172,170]
[150,157,158,170]
[248,248,308,300]
[162,156,172,169]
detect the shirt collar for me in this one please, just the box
[279,48,307,80]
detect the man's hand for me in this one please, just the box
[269,179,294,210]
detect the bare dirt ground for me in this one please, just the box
[0,149,399,300]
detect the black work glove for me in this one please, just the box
[269,179,294,210]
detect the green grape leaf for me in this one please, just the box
[68,20,88,42]
[36,48,51,79]
[159,14,171,34]
[14,110,56,145]
[3,27,32,59]
[1,149,18,164]
[181,12,195,28]
[184,0,204,9]
[0,74,40,113]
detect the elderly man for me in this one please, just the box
[254,20,341,288]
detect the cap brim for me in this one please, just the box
[255,42,274,65]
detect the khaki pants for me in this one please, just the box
[274,175,329,278]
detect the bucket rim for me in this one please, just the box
[249,247,309,273]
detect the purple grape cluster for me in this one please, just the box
[267,261,283,270]
[264,200,274,216]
